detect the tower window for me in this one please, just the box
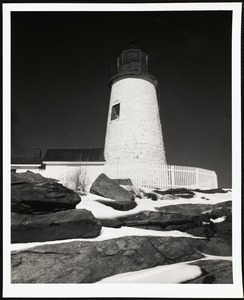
[111,103,120,120]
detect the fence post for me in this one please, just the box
[196,168,199,188]
[171,165,175,188]
[213,172,218,188]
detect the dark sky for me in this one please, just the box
[11,11,232,187]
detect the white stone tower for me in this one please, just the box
[104,41,166,164]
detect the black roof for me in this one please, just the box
[11,157,43,165]
[43,148,105,162]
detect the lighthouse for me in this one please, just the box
[104,41,167,165]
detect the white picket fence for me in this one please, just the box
[29,163,218,190]
[102,164,218,189]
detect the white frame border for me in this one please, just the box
[3,2,242,298]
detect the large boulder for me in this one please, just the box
[96,199,137,211]
[11,236,204,283]
[156,201,231,218]
[118,210,207,231]
[193,188,230,194]
[156,203,213,215]
[11,209,102,243]
[90,173,134,201]
[11,171,57,184]
[11,181,81,214]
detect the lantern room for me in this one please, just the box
[109,40,153,85]
[116,47,149,74]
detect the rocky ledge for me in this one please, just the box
[11,234,232,283]
[11,209,102,243]
[11,172,102,243]
[11,171,81,214]
[11,172,232,284]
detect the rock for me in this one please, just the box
[120,185,143,198]
[157,201,232,217]
[11,209,102,243]
[111,178,133,186]
[11,236,204,283]
[100,218,123,228]
[156,202,232,239]
[185,260,232,283]
[120,186,163,200]
[143,192,159,200]
[184,216,232,249]
[11,181,81,214]
[11,171,57,184]
[215,201,232,210]
[157,194,179,200]
[96,200,137,211]
[210,208,229,220]
[213,221,232,237]
[153,188,195,199]
[118,210,206,230]
[209,203,232,221]
[192,236,232,256]
[193,188,229,194]
[90,173,134,201]
[156,203,213,215]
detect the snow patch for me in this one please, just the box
[210,216,226,223]
[202,254,232,261]
[76,190,232,219]
[96,263,202,283]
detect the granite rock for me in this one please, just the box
[11,236,204,283]
[90,173,134,201]
[11,181,81,214]
[11,209,102,243]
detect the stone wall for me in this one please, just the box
[104,77,166,164]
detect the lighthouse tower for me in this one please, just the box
[104,41,166,165]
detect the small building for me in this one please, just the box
[12,148,106,188]
[11,157,43,173]
[42,148,105,188]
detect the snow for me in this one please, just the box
[210,216,226,223]
[76,195,160,219]
[201,254,232,261]
[97,263,202,284]
[76,190,232,219]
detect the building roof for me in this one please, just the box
[11,157,43,165]
[43,148,105,162]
